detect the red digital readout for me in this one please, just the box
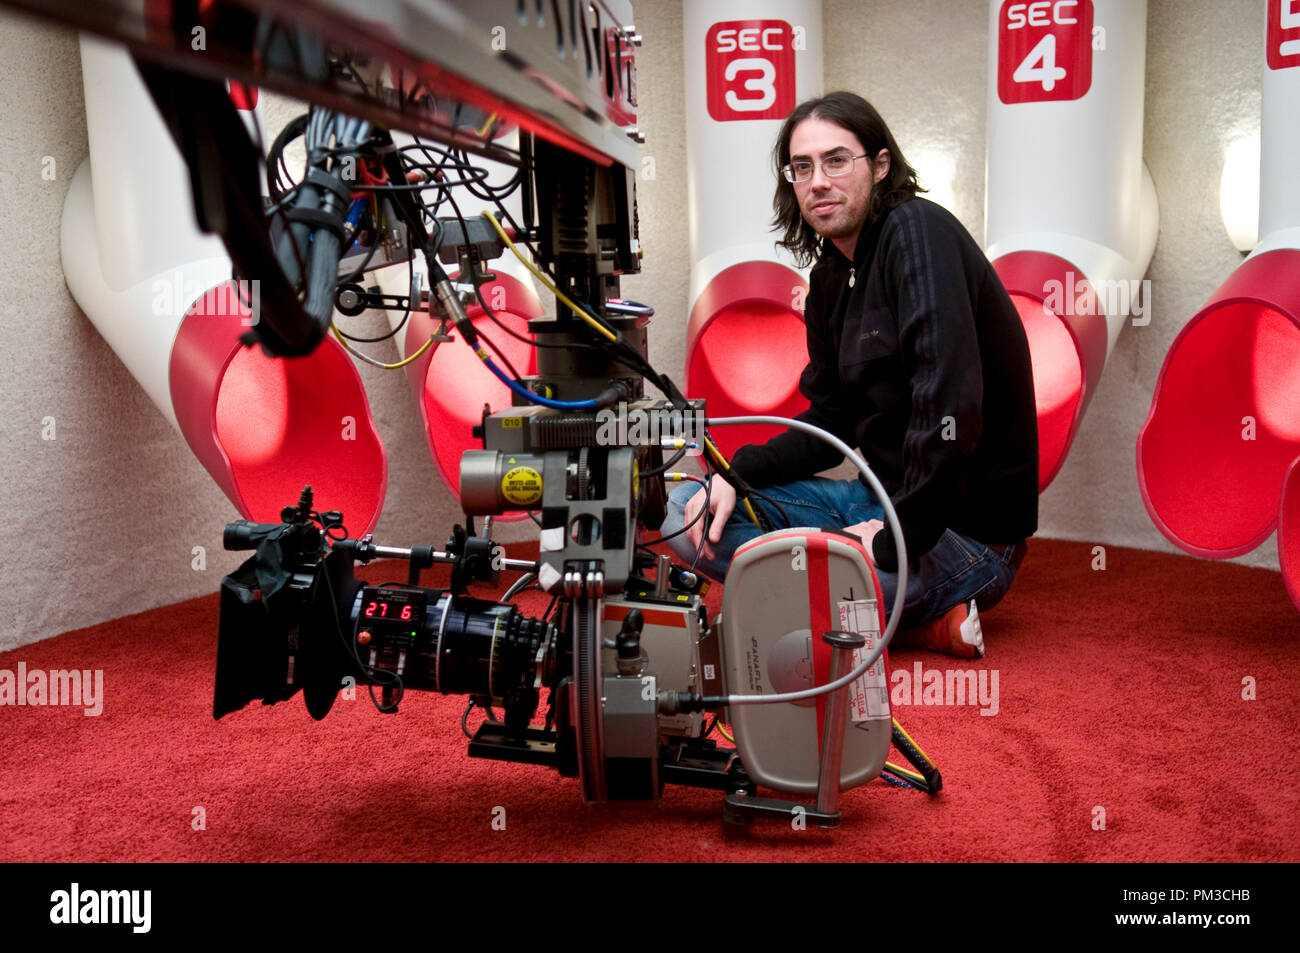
[363,601,414,621]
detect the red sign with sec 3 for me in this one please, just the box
[706,20,795,122]
[1267,0,1300,70]
[997,0,1094,104]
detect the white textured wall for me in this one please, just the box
[0,16,480,653]
[636,0,1278,569]
[0,0,1279,652]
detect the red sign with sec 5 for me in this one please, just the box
[706,20,795,122]
[1267,0,1300,70]
[997,0,1094,104]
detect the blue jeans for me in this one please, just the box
[659,477,1022,630]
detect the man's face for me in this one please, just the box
[787,116,889,253]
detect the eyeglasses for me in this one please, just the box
[781,153,869,183]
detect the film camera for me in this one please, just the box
[215,471,914,824]
[125,0,935,824]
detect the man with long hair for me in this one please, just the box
[661,92,1038,656]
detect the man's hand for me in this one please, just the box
[684,475,737,549]
[844,518,885,562]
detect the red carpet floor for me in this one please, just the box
[2,537,1297,862]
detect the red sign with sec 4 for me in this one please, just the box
[705,20,796,122]
[997,0,1094,104]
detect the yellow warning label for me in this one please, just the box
[501,466,543,505]
[502,417,522,429]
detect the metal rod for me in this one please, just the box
[815,630,867,818]
[368,543,535,572]
[654,553,670,599]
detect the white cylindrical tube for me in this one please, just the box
[1255,0,1300,256]
[985,0,1157,488]
[683,0,823,457]
[63,37,387,532]
[1138,2,1300,609]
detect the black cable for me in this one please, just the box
[690,460,713,572]
[363,142,531,380]
[242,91,275,219]
[459,284,614,358]
[460,697,502,737]
[262,115,312,292]
[461,698,476,738]
[453,145,524,201]
[323,113,682,411]
[439,187,526,381]
[568,296,678,403]
[392,140,662,379]
[638,443,690,479]
[701,427,779,533]
[637,475,708,547]
[463,311,524,380]
[404,138,533,248]
[348,179,477,193]
[335,230,381,286]
[310,511,349,542]
[746,488,791,531]
[272,107,372,332]
[266,113,309,203]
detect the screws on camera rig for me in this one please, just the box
[281,485,315,523]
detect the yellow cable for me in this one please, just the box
[702,436,762,527]
[892,718,936,769]
[331,323,434,369]
[479,211,618,343]
[717,723,735,743]
[883,761,927,784]
[476,111,499,139]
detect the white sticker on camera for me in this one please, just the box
[537,564,563,592]
[539,527,565,552]
[837,599,890,724]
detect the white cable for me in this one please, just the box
[498,572,537,604]
[704,415,908,707]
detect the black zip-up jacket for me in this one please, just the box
[729,197,1039,572]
